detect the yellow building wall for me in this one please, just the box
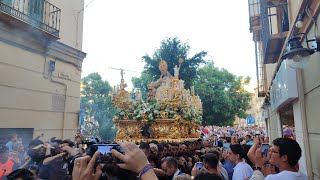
[0,41,81,140]
[287,0,304,23]
[50,0,85,50]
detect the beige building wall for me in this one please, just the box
[267,109,281,142]
[300,16,320,179]
[0,0,86,141]
[50,0,85,49]
[249,1,320,178]
[287,0,304,23]
[253,88,265,127]
[246,89,265,127]
[260,1,320,179]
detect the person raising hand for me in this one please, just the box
[72,142,158,180]
[111,142,158,180]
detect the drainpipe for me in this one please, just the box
[43,54,68,139]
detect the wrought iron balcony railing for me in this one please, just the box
[248,0,261,33]
[0,0,61,37]
[260,0,289,64]
[253,33,266,97]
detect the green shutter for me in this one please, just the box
[2,0,13,7]
[28,0,44,22]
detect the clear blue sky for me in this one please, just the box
[82,0,256,91]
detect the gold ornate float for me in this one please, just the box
[111,58,202,142]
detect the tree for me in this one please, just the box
[194,62,252,126]
[80,73,116,140]
[133,37,207,91]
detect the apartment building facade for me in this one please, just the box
[248,0,320,178]
[0,0,86,143]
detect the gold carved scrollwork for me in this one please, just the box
[115,119,200,143]
[160,112,168,119]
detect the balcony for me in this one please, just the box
[260,0,289,64]
[0,0,61,38]
[254,36,266,97]
[248,0,261,34]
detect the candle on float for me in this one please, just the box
[191,86,195,96]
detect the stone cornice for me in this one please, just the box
[0,22,86,70]
[46,41,87,70]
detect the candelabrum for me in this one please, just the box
[112,79,132,110]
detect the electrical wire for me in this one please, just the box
[79,0,97,13]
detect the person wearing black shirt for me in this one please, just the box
[191,153,223,180]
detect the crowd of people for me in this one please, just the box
[0,125,305,180]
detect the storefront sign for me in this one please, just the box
[270,60,298,110]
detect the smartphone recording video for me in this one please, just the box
[88,144,125,163]
[261,143,269,156]
[196,162,203,170]
[97,145,113,155]
[255,130,260,136]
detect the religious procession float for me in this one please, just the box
[111,58,203,142]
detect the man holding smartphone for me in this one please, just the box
[251,138,307,180]
[191,153,223,180]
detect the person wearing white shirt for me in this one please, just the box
[226,144,253,180]
[250,138,307,180]
[161,156,184,180]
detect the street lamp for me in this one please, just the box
[281,35,320,69]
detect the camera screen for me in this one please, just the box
[97,146,113,155]
[261,144,269,156]
[196,163,203,169]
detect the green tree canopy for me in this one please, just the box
[132,37,207,92]
[80,72,116,140]
[194,62,252,126]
